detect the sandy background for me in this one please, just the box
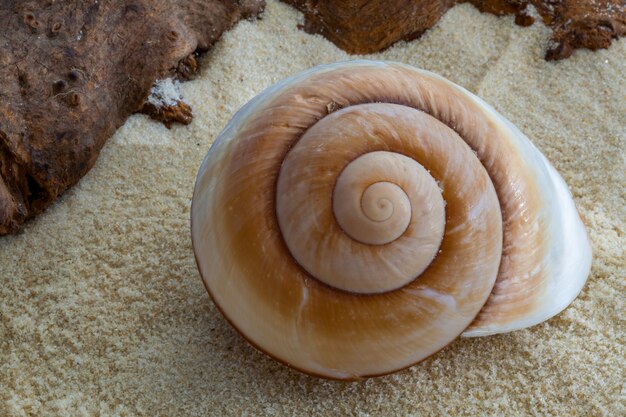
[1,1,625,415]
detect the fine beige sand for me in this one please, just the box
[1,1,624,415]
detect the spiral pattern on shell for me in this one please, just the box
[191,61,591,379]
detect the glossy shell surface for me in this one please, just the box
[191,61,591,379]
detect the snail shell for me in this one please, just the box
[191,61,591,379]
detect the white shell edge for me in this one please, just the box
[458,84,592,337]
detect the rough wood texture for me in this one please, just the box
[140,99,194,129]
[284,0,626,59]
[0,0,264,235]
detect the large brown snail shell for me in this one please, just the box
[191,61,591,380]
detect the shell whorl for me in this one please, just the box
[277,117,455,295]
[191,61,591,379]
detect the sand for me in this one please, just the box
[1,1,624,415]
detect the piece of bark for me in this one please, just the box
[284,0,625,60]
[140,77,194,128]
[141,99,194,129]
[0,0,265,235]
[285,0,455,54]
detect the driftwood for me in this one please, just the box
[0,0,265,235]
[283,0,626,59]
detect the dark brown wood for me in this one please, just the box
[0,0,265,235]
[286,0,455,54]
[284,0,625,59]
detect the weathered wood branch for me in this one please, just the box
[0,0,265,234]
